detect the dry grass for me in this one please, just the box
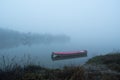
[0,52,120,80]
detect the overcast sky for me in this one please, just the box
[0,0,120,40]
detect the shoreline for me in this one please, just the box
[0,52,120,80]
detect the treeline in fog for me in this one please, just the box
[0,28,70,49]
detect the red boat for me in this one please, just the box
[51,50,87,61]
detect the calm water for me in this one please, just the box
[0,41,119,68]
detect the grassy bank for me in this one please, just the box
[0,64,85,80]
[0,52,120,80]
[86,52,120,72]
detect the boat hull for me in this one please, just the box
[51,50,87,61]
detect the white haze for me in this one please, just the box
[0,0,120,68]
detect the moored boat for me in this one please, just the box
[51,50,87,61]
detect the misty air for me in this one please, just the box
[0,0,120,80]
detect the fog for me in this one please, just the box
[0,0,120,68]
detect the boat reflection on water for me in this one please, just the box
[51,50,87,61]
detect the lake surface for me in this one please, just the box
[0,41,119,68]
